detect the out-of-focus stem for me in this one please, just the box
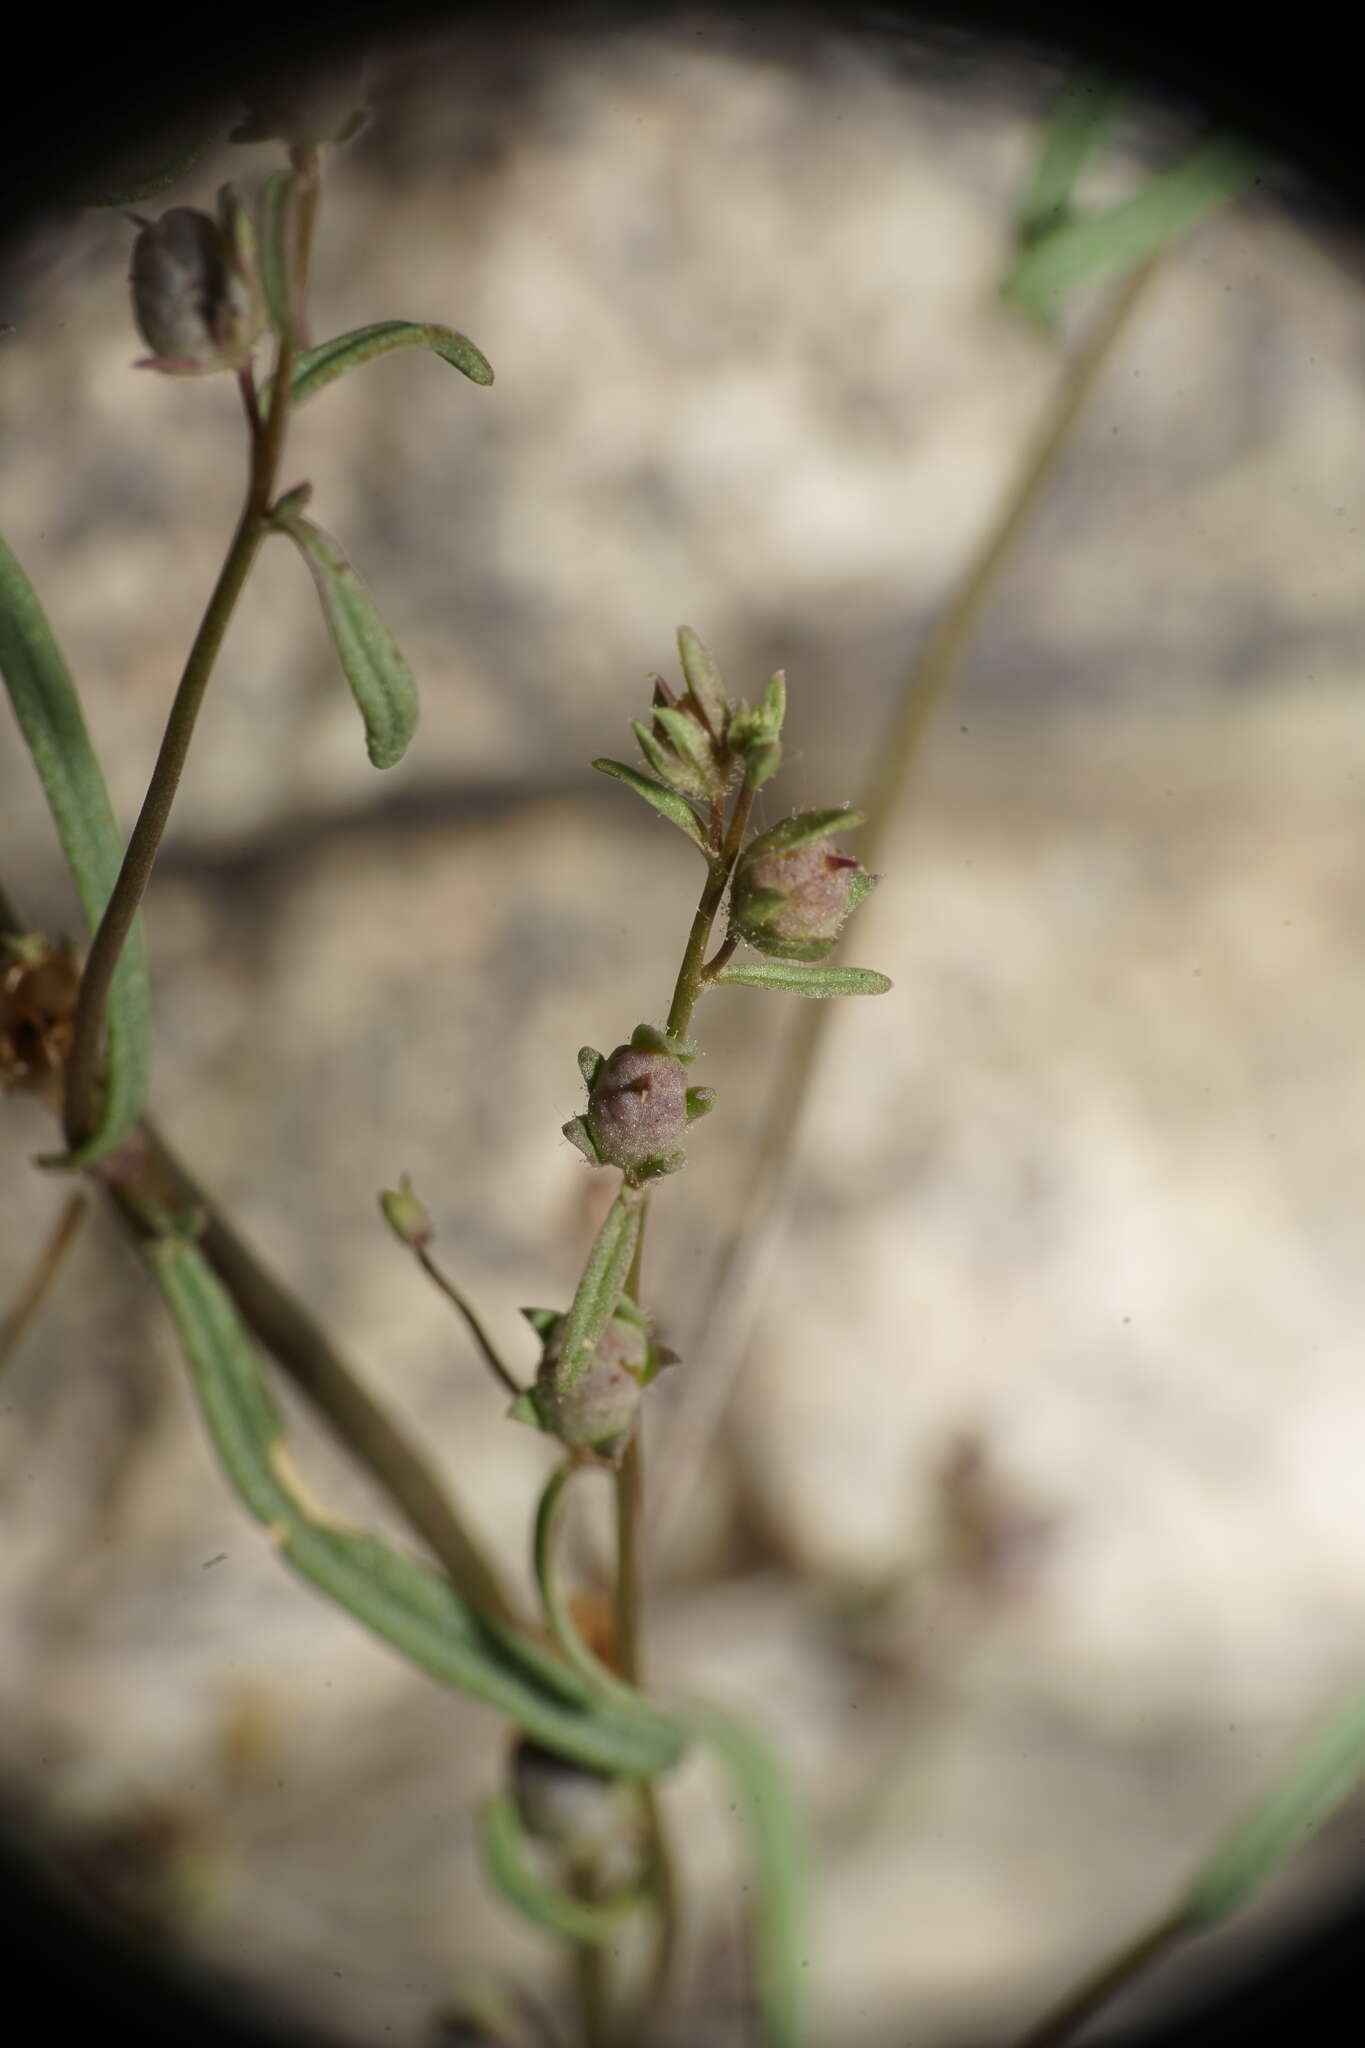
[1011,1907,1189,2048]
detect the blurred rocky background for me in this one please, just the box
[3,8,1365,2045]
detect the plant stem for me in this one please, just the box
[105,1117,522,1631]
[63,229,311,1150]
[665,783,753,1042]
[1011,1907,1189,2048]
[414,1242,524,1398]
[0,1192,88,1376]
[649,259,1161,1556]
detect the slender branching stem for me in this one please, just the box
[0,1192,88,1376]
[62,194,316,1151]
[1011,1907,1189,2048]
[650,259,1162,1554]
[665,782,753,1042]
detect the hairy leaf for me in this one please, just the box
[0,534,150,1161]
[273,511,418,768]
[593,758,709,853]
[284,319,494,407]
[714,960,892,998]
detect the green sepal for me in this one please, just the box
[0,533,151,1165]
[271,509,419,769]
[629,1021,696,1063]
[592,759,709,855]
[257,169,299,346]
[744,738,782,788]
[740,932,838,964]
[714,961,892,997]
[577,1046,605,1089]
[507,1389,546,1431]
[478,1793,648,1945]
[744,808,864,861]
[675,625,728,738]
[611,1292,649,1330]
[735,888,786,929]
[282,319,495,409]
[633,1148,685,1182]
[630,718,684,790]
[561,1115,599,1164]
[846,870,879,912]
[519,1308,561,1339]
[655,705,717,788]
[685,1086,716,1121]
[758,668,787,731]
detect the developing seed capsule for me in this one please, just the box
[130,204,260,374]
[731,811,877,962]
[563,1027,701,1183]
[532,1304,650,1455]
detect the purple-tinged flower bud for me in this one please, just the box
[531,1303,649,1455]
[130,199,261,375]
[563,1026,696,1183]
[731,809,877,962]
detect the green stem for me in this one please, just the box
[1011,1908,1189,2048]
[414,1242,524,1398]
[649,259,1161,1554]
[664,783,754,1043]
[63,221,312,1151]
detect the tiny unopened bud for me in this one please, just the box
[130,199,261,375]
[564,1036,693,1183]
[732,815,877,962]
[379,1175,431,1248]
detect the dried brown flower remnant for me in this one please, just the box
[1,933,80,1096]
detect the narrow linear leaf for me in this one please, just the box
[1183,1693,1365,1929]
[1016,73,1126,248]
[281,320,494,409]
[683,1702,811,2048]
[630,717,684,789]
[744,807,864,861]
[479,1794,647,1944]
[1002,134,1256,319]
[593,758,708,853]
[273,512,418,769]
[145,1234,683,1776]
[715,961,892,998]
[0,534,149,1161]
[553,1190,641,1396]
[257,169,299,344]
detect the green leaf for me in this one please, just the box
[283,320,495,407]
[592,759,709,854]
[1002,134,1256,322]
[145,1233,683,1777]
[682,1701,811,2048]
[272,511,418,768]
[758,668,787,732]
[552,1189,641,1396]
[714,961,892,998]
[744,807,863,861]
[257,169,299,345]
[676,625,728,736]
[1183,1693,1365,1928]
[479,1793,647,1944]
[0,533,150,1162]
[1016,73,1125,250]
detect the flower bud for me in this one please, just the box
[732,812,877,961]
[531,1303,649,1455]
[130,199,261,375]
[563,1029,693,1182]
[378,1174,431,1249]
